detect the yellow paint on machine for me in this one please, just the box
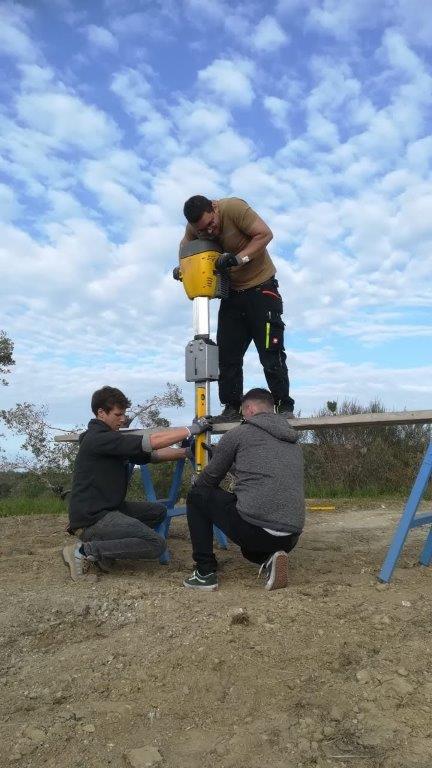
[194,384,207,472]
[180,250,221,300]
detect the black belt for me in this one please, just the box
[229,276,277,294]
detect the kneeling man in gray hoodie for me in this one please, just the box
[183,388,305,591]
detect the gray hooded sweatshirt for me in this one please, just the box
[195,412,305,534]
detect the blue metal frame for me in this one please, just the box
[137,459,228,564]
[378,440,432,582]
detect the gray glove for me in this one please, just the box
[215,252,238,271]
[188,416,212,435]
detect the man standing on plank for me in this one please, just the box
[179,195,295,423]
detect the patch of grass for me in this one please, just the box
[306,486,409,500]
[0,496,66,517]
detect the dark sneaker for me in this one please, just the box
[258,551,288,590]
[62,543,98,583]
[277,402,295,418]
[212,405,241,424]
[183,570,218,591]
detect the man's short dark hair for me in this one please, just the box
[183,195,213,224]
[91,386,131,415]
[241,388,274,410]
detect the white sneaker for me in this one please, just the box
[62,542,97,583]
[258,551,288,590]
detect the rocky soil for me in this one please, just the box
[0,502,431,768]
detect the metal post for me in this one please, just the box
[192,297,211,473]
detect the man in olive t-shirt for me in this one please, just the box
[178,196,295,422]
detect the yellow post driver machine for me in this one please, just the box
[174,240,228,472]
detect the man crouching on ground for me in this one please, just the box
[183,388,304,592]
[63,385,210,581]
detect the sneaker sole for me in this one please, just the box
[266,551,288,590]
[183,579,218,591]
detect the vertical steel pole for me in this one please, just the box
[192,297,210,473]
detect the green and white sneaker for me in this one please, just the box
[183,570,218,591]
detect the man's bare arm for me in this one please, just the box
[236,215,273,263]
[151,446,188,462]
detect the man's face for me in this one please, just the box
[97,406,126,431]
[194,206,220,238]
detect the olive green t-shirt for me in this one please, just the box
[184,198,275,290]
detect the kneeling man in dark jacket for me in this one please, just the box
[183,388,304,592]
[64,385,209,581]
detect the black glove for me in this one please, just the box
[215,252,238,271]
[202,442,213,460]
[188,416,213,435]
[184,446,195,462]
[172,266,181,280]
[181,436,195,462]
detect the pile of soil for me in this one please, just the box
[0,503,431,768]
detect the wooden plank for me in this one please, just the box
[54,409,432,442]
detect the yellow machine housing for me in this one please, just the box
[179,240,222,300]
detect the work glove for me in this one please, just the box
[180,436,195,463]
[215,252,239,271]
[172,266,181,280]
[184,446,195,462]
[202,442,213,460]
[188,416,213,435]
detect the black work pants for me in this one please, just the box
[187,485,300,575]
[216,277,294,410]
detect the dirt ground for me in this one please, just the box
[0,502,431,768]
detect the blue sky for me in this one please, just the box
[1,0,432,442]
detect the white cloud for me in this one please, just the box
[307,0,379,40]
[306,112,339,147]
[19,63,55,90]
[80,150,150,223]
[197,58,255,107]
[263,96,290,131]
[200,129,254,168]
[111,67,152,118]
[0,3,38,62]
[406,136,432,175]
[0,183,20,221]
[252,15,289,52]
[394,0,432,48]
[183,0,254,42]
[2,0,432,444]
[84,24,119,52]
[171,99,230,139]
[151,157,222,216]
[16,90,120,153]
[45,189,85,219]
[111,67,178,157]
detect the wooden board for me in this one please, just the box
[54,409,432,442]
